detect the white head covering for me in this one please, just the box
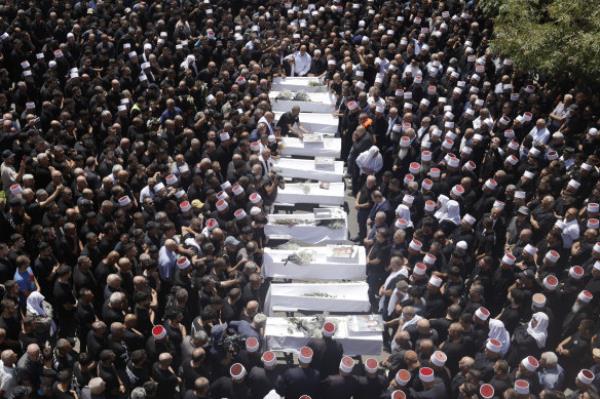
[26,291,47,316]
[180,54,196,70]
[488,319,510,355]
[434,195,449,220]
[526,312,549,349]
[395,204,414,228]
[356,146,383,174]
[441,200,461,225]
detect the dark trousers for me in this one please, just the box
[367,273,386,313]
[357,209,370,240]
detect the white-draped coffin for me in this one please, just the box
[270,91,336,113]
[272,157,344,182]
[264,211,348,243]
[274,111,339,134]
[262,245,366,281]
[275,182,345,206]
[264,281,370,315]
[265,315,383,356]
[279,136,341,158]
[272,77,329,93]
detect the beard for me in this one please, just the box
[571,302,582,313]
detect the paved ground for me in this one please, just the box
[344,177,359,239]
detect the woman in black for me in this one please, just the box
[506,312,549,367]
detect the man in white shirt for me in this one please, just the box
[289,45,312,76]
[0,349,18,399]
[529,118,551,145]
[403,58,422,78]
[1,150,24,198]
[561,208,580,249]
[258,112,276,136]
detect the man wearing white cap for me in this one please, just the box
[209,362,251,398]
[571,369,597,397]
[427,350,451,391]
[275,346,320,399]
[307,321,344,378]
[320,356,361,398]
[408,367,448,398]
[560,291,594,340]
[356,357,387,398]
[247,351,284,399]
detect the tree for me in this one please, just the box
[481,0,600,88]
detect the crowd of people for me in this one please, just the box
[0,0,599,398]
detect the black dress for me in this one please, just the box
[506,324,543,366]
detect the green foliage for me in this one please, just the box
[485,0,600,87]
[478,0,504,17]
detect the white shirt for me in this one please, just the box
[139,185,155,204]
[0,162,17,194]
[403,63,422,78]
[529,126,551,145]
[292,51,311,76]
[367,96,386,109]
[375,57,390,73]
[551,102,570,121]
[561,218,580,249]
[0,362,17,399]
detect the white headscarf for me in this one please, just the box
[526,312,549,348]
[26,291,47,316]
[356,146,383,174]
[488,319,511,355]
[441,200,461,225]
[434,195,449,220]
[387,286,410,317]
[180,54,196,70]
[395,204,414,228]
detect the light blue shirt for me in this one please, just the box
[538,364,565,391]
[158,246,177,281]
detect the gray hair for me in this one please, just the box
[540,351,558,365]
[130,387,146,399]
[253,313,267,326]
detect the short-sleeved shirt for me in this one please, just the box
[276,111,300,136]
[0,364,17,399]
[14,267,36,302]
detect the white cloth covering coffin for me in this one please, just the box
[264,281,370,315]
[271,157,344,182]
[279,136,341,158]
[262,245,366,281]
[270,91,336,113]
[275,182,345,206]
[265,315,383,355]
[264,210,348,243]
[272,76,329,92]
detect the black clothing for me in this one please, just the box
[306,337,344,378]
